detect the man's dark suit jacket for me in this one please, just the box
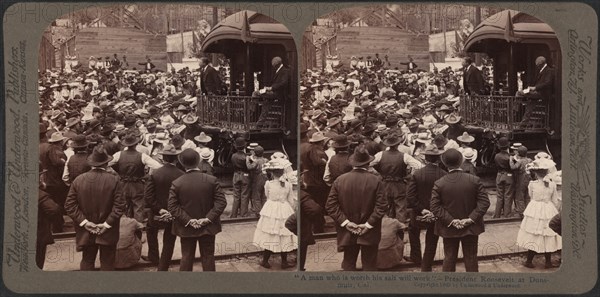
[532,65,554,99]
[168,170,227,238]
[430,170,490,238]
[406,163,448,215]
[326,169,387,251]
[200,65,222,95]
[297,189,323,245]
[144,163,184,227]
[64,169,126,249]
[270,66,290,101]
[463,65,484,95]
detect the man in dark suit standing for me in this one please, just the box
[430,148,490,272]
[144,144,185,270]
[37,184,61,269]
[64,146,126,271]
[326,145,388,271]
[400,57,418,71]
[406,145,447,271]
[265,56,290,102]
[168,149,227,271]
[199,57,222,95]
[517,56,554,124]
[462,57,484,95]
[138,56,156,73]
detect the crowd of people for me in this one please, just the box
[37,53,298,271]
[299,55,562,272]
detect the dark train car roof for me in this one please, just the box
[465,10,556,52]
[202,10,293,53]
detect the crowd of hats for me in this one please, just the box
[38,57,223,157]
[299,62,486,161]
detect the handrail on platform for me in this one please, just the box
[197,95,285,132]
[459,95,550,132]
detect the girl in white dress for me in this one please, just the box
[253,159,298,269]
[516,158,561,268]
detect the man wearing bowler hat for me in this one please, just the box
[370,133,423,223]
[144,144,185,269]
[109,132,162,223]
[323,134,352,186]
[430,148,490,272]
[230,137,251,218]
[406,144,447,270]
[62,134,91,186]
[64,146,126,271]
[168,148,227,271]
[326,145,387,271]
[493,137,515,218]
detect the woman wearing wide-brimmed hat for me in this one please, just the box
[253,158,298,269]
[516,158,561,269]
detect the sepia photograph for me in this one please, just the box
[299,5,562,272]
[37,4,298,272]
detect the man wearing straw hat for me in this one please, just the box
[301,131,330,233]
[326,145,387,271]
[64,146,126,271]
[168,148,227,271]
[109,132,162,223]
[430,148,490,272]
[40,131,69,233]
[144,144,184,269]
[370,133,423,223]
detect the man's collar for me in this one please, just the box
[449,168,463,173]
[276,64,283,73]
[185,168,200,173]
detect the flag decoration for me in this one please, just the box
[504,11,515,42]
[241,11,256,43]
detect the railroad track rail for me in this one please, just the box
[314,216,522,240]
[53,216,259,240]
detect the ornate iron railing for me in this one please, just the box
[197,95,285,132]
[459,95,550,131]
